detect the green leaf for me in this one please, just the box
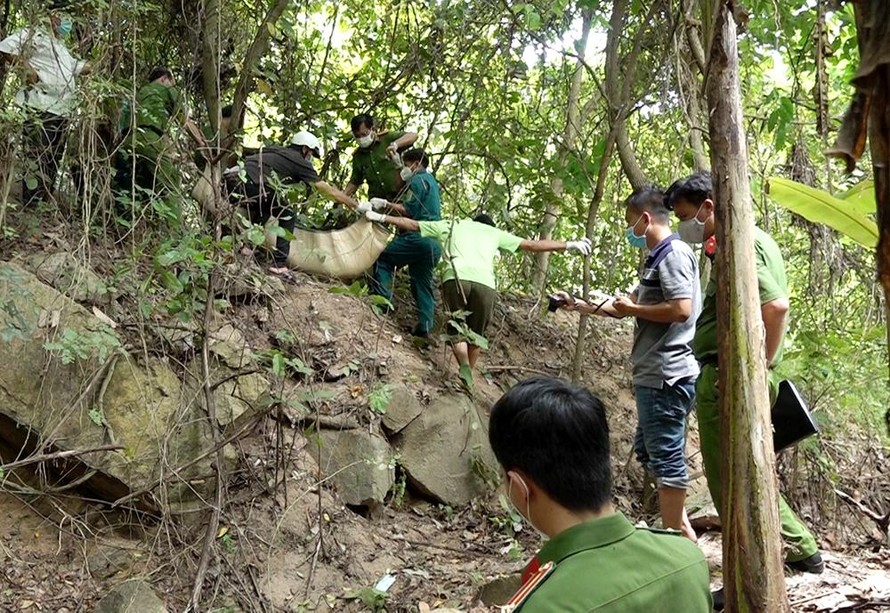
[836,180,876,215]
[271,352,286,376]
[88,407,105,426]
[766,178,878,248]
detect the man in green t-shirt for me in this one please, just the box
[489,377,711,612]
[344,113,418,202]
[666,171,823,606]
[116,67,206,211]
[363,210,590,384]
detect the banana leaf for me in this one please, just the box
[836,179,876,215]
[766,177,878,249]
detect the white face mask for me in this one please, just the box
[357,132,375,148]
[400,166,414,182]
[678,202,707,244]
[507,473,547,539]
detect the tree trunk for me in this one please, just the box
[604,0,658,190]
[571,129,617,382]
[705,2,789,611]
[529,10,592,294]
[831,0,890,433]
[201,0,221,137]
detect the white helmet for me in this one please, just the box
[291,130,322,157]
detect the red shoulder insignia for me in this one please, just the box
[505,561,555,611]
[520,557,540,585]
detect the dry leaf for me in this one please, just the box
[91,306,117,329]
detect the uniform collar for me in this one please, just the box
[534,512,636,566]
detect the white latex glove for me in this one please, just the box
[386,142,398,156]
[566,237,592,256]
[357,201,372,213]
[366,210,386,222]
[370,197,389,211]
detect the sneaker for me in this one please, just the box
[786,551,824,574]
[711,587,724,612]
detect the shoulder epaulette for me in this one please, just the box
[503,560,555,611]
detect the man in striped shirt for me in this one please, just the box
[555,186,701,540]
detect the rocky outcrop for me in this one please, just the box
[380,384,423,434]
[316,430,395,506]
[0,262,251,507]
[94,579,167,613]
[395,392,499,506]
[26,251,111,305]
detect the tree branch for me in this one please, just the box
[0,445,124,472]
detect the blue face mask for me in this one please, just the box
[625,214,648,249]
[56,18,73,37]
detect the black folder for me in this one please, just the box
[772,380,819,452]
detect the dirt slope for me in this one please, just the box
[1,256,887,612]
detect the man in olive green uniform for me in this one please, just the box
[345,113,418,202]
[116,67,206,209]
[666,172,823,581]
[487,377,711,612]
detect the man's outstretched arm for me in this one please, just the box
[313,180,362,210]
[364,210,419,232]
[518,237,591,254]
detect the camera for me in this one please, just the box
[547,294,568,313]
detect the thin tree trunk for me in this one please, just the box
[870,65,890,415]
[229,0,291,136]
[201,0,221,137]
[530,9,592,294]
[571,129,617,382]
[705,2,789,611]
[604,0,657,190]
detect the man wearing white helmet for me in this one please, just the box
[231,130,362,275]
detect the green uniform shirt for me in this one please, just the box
[419,219,522,289]
[349,131,405,200]
[125,82,182,134]
[694,227,788,364]
[514,513,711,612]
[402,169,441,223]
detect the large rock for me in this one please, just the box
[316,430,394,506]
[26,252,110,305]
[94,579,167,613]
[0,262,232,505]
[395,393,499,506]
[380,384,423,433]
[479,575,522,606]
[182,322,268,437]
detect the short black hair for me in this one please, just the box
[473,213,495,227]
[665,172,713,210]
[350,113,374,133]
[624,185,670,223]
[489,377,612,512]
[221,104,234,118]
[148,67,173,83]
[403,148,429,168]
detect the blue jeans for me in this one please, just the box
[633,377,696,489]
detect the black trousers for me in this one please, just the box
[230,180,295,265]
[23,111,69,206]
